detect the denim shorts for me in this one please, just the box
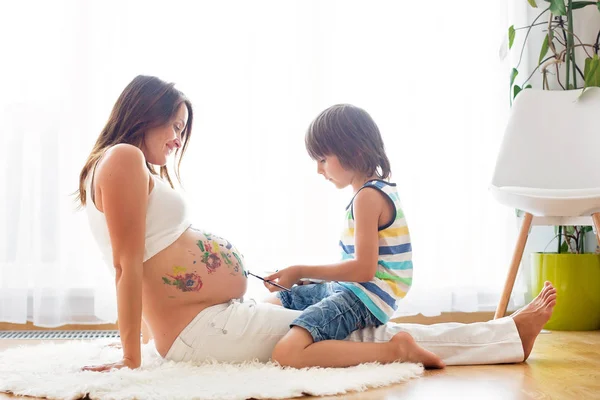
[277,282,382,343]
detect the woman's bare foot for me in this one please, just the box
[511,281,557,361]
[391,332,445,369]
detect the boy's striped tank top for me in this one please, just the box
[338,179,413,323]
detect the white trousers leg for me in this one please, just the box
[348,317,524,365]
[165,300,524,366]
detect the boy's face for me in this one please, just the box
[316,155,354,189]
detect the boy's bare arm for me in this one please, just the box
[265,189,385,287]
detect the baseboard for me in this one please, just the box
[391,311,497,325]
[0,321,118,331]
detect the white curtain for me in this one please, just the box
[0,0,525,326]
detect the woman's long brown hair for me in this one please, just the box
[76,75,193,207]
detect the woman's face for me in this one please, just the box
[141,103,189,166]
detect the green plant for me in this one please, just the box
[554,225,595,253]
[509,0,600,254]
[509,0,600,98]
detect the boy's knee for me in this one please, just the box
[271,327,314,367]
[272,340,298,367]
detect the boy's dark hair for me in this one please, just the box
[305,104,391,180]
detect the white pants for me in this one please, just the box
[165,299,524,366]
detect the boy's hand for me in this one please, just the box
[263,266,302,292]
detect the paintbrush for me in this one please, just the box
[247,271,292,292]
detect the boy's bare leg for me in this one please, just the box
[510,281,557,360]
[272,326,445,369]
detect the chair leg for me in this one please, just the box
[592,213,600,251]
[494,212,533,319]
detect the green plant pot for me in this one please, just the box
[530,253,600,331]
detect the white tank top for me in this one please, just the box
[85,167,192,268]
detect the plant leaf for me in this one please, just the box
[525,84,533,89]
[560,241,569,253]
[510,68,519,87]
[513,84,522,99]
[584,54,600,88]
[598,0,600,12]
[583,226,594,233]
[570,1,596,9]
[528,0,538,6]
[508,25,516,49]
[539,35,550,64]
[549,0,567,15]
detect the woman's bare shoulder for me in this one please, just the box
[102,143,146,166]
[95,144,148,187]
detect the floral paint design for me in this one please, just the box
[197,240,222,274]
[192,229,247,278]
[162,266,203,292]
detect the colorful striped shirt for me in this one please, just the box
[339,180,413,323]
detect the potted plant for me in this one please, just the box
[507,0,600,330]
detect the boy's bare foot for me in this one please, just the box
[391,332,445,369]
[511,281,557,360]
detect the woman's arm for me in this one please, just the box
[83,144,149,371]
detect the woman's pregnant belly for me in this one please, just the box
[141,227,248,356]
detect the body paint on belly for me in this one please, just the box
[193,232,247,278]
[162,266,203,292]
[197,239,222,274]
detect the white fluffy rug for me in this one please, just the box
[0,340,423,400]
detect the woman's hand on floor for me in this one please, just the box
[82,357,140,372]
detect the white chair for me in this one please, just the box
[490,88,600,319]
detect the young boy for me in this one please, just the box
[262,104,430,369]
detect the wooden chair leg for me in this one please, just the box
[494,212,533,319]
[592,213,600,252]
